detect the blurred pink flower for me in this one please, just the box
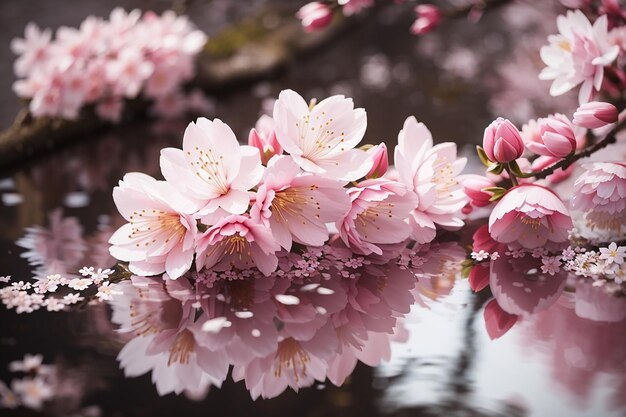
[296,2,333,32]
[251,155,350,250]
[195,214,280,276]
[483,117,525,163]
[573,101,619,128]
[530,155,576,184]
[273,89,372,181]
[411,5,442,35]
[489,184,573,249]
[540,10,620,104]
[394,116,467,243]
[109,173,198,279]
[339,0,374,16]
[160,117,263,215]
[338,178,416,255]
[571,162,626,231]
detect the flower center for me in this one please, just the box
[168,330,195,365]
[274,338,310,382]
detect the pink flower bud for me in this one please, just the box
[297,2,333,32]
[411,4,442,35]
[248,115,282,165]
[365,143,388,179]
[483,117,525,163]
[573,101,618,129]
[525,114,576,158]
[469,263,490,292]
[463,175,496,207]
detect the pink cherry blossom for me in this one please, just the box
[248,115,282,165]
[525,113,577,158]
[160,117,263,215]
[411,5,442,35]
[394,116,467,244]
[571,162,626,231]
[573,101,619,128]
[195,214,280,276]
[337,178,417,255]
[10,23,53,77]
[251,155,350,250]
[540,10,620,104]
[489,184,573,249]
[273,89,372,181]
[108,173,198,279]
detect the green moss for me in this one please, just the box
[204,18,271,58]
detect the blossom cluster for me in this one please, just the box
[108,88,468,281]
[11,8,208,122]
[0,267,122,314]
[0,354,53,410]
[111,240,459,399]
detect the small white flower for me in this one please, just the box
[68,278,93,291]
[62,293,84,305]
[471,250,490,261]
[79,266,95,276]
[490,252,500,260]
[43,298,65,312]
[90,268,114,284]
[96,281,122,301]
[0,275,11,283]
[11,281,31,290]
[11,377,53,410]
[599,242,626,265]
[9,354,43,373]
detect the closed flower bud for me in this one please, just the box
[365,143,388,179]
[526,114,576,158]
[248,115,282,165]
[297,2,333,32]
[483,117,525,163]
[463,175,496,207]
[573,101,618,129]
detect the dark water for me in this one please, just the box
[0,1,624,416]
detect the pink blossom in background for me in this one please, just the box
[338,178,417,255]
[411,5,442,35]
[273,89,372,182]
[489,184,573,249]
[482,117,525,163]
[462,175,497,208]
[524,113,577,158]
[160,118,263,216]
[248,115,282,165]
[11,8,207,121]
[571,162,626,230]
[195,215,280,276]
[394,116,467,244]
[296,2,333,32]
[540,10,620,104]
[573,101,619,128]
[339,0,374,16]
[251,155,350,250]
[530,155,576,184]
[108,173,198,279]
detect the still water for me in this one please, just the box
[0,1,624,416]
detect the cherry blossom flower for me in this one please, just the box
[524,113,577,157]
[273,89,372,182]
[338,178,417,255]
[251,155,350,250]
[9,354,43,373]
[10,23,52,77]
[541,256,562,275]
[573,101,619,128]
[489,184,573,249]
[68,277,93,291]
[571,162,626,231]
[195,215,281,276]
[471,250,491,261]
[11,377,53,410]
[297,2,333,32]
[95,282,122,301]
[394,116,467,244]
[599,242,626,264]
[160,118,263,216]
[540,10,620,104]
[483,117,525,163]
[109,173,198,279]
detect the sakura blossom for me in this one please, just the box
[272,89,372,182]
[109,173,198,279]
[489,184,573,249]
[11,8,207,121]
[160,118,264,216]
[394,116,467,244]
[540,10,620,104]
[251,155,350,250]
[571,162,626,231]
[599,242,626,264]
